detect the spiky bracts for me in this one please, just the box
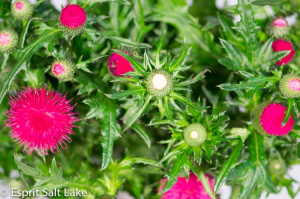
[59,4,86,37]
[108,52,134,76]
[4,86,79,155]
[272,39,295,65]
[50,59,75,81]
[11,0,33,21]
[267,158,287,176]
[146,70,173,98]
[183,123,207,147]
[252,102,294,136]
[266,18,289,38]
[0,29,18,53]
[279,74,300,98]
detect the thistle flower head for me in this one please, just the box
[11,0,33,21]
[272,39,295,65]
[146,70,173,98]
[5,86,79,155]
[59,4,86,37]
[159,172,214,199]
[279,74,300,98]
[183,123,207,147]
[267,158,287,176]
[252,103,294,136]
[267,18,289,38]
[50,59,75,81]
[108,52,134,76]
[0,29,18,53]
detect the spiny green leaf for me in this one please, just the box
[161,151,187,193]
[227,133,278,199]
[125,95,153,131]
[282,98,293,126]
[156,30,166,69]
[14,154,40,177]
[214,141,244,192]
[76,55,107,73]
[235,0,260,66]
[106,87,146,99]
[131,123,151,148]
[83,94,120,169]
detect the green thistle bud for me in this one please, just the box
[279,74,300,98]
[0,29,18,54]
[267,158,287,176]
[145,70,173,98]
[266,18,289,39]
[50,59,75,81]
[11,0,33,21]
[183,123,207,147]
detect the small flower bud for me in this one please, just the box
[279,74,300,98]
[267,158,287,176]
[0,29,18,53]
[11,0,33,21]
[59,4,87,37]
[266,18,290,39]
[146,70,173,98]
[50,59,75,81]
[108,52,134,76]
[183,123,207,147]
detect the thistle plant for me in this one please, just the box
[107,34,207,130]
[0,0,300,199]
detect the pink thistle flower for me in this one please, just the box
[273,18,288,27]
[108,52,134,76]
[59,4,86,36]
[253,103,294,136]
[0,33,10,46]
[158,173,214,199]
[15,2,24,10]
[5,86,79,155]
[272,39,295,65]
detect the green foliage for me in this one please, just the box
[0,0,299,198]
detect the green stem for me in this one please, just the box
[1,53,9,71]
[230,185,241,199]
[83,0,91,9]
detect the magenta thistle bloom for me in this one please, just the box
[108,52,134,76]
[252,103,294,136]
[5,86,79,155]
[158,173,214,199]
[272,39,295,65]
[11,0,33,21]
[59,4,86,37]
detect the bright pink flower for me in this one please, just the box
[272,39,295,65]
[5,86,79,155]
[0,33,10,46]
[15,2,24,10]
[288,78,300,91]
[273,18,288,27]
[53,63,67,76]
[108,52,134,76]
[60,4,86,29]
[261,103,294,136]
[158,173,214,199]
